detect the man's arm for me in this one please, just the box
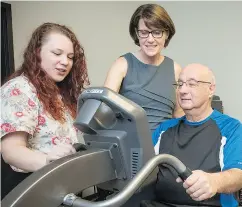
[214,168,242,193]
[177,168,242,201]
[177,121,242,201]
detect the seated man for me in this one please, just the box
[147,64,242,207]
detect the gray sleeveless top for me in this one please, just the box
[119,53,176,134]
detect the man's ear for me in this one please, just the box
[209,84,216,98]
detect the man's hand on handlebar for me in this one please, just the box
[176,170,218,201]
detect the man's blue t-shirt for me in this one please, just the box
[152,110,242,207]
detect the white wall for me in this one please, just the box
[9,1,242,121]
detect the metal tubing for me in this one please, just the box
[65,154,189,207]
[2,149,116,207]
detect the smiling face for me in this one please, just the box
[137,18,168,57]
[177,64,216,112]
[40,32,74,82]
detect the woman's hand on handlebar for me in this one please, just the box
[46,143,76,164]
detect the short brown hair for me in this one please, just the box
[129,4,175,47]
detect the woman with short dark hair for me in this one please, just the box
[104,4,184,134]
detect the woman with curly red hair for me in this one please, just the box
[0,22,90,198]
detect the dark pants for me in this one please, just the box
[140,200,221,207]
[1,156,31,200]
[141,200,177,207]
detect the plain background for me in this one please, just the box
[8,1,242,121]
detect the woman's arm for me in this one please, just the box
[1,131,47,172]
[104,57,128,92]
[1,131,76,172]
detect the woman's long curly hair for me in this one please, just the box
[9,22,90,123]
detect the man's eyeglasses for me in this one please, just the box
[173,79,212,89]
[137,30,164,38]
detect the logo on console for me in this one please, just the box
[83,89,104,94]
